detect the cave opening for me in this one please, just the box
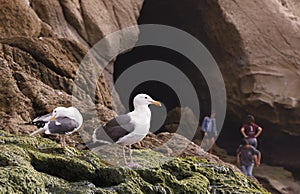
[113,0,240,142]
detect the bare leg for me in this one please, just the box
[122,145,128,165]
[208,137,215,154]
[61,135,66,148]
[253,155,258,166]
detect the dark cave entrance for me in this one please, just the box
[113,0,241,142]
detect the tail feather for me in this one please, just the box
[25,121,47,128]
[88,126,113,148]
[86,139,112,149]
[24,122,34,125]
[29,128,46,137]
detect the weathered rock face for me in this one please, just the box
[0,0,143,136]
[139,0,300,135]
[215,0,300,135]
[0,130,269,193]
[193,0,300,177]
[0,0,41,38]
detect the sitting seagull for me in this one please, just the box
[27,107,83,147]
[92,93,161,166]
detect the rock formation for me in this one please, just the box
[199,0,300,177]
[139,0,300,134]
[0,0,143,136]
[1,0,299,192]
[0,130,269,193]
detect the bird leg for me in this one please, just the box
[129,144,133,164]
[60,135,66,148]
[127,144,139,167]
[122,145,128,165]
[59,134,74,155]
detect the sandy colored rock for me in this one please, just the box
[215,0,300,133]
[80,0,142,45]
[30,0,88,48]
[0,0,41,38]
[0,37,113,136]
[0,0,143,151]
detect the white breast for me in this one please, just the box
[116,132,148,146]
[116,107,151,146]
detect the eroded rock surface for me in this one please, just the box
[0,0,143,136]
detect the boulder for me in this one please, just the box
[158,107,200,139]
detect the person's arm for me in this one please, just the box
[253,148,261,167]
[255,127,263,138]
[236,146,241,165]
[237,152,241,165]
[241,127,248,138]
[256,151,261,167]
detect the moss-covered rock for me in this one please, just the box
[0,130,269,193]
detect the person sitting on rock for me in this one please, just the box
[236,138,261,177]
[240,115,262,148]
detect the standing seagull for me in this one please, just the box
[92,93,161,166]
[27,107,83,147]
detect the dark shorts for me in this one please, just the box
[247,138,257,148]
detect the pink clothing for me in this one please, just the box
[242,123,260,138]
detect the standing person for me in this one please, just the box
[240,115,262,148]
[201,112,217,154]
[236,138,261,177]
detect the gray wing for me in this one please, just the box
[48,117,79,134]
[95,114,135,143]
[25,113,53,128]
[33,113,52,122]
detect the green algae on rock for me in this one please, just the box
[0,130,269,193]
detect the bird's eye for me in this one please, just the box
[145,97,148,99]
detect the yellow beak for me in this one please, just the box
[151,100,161,107]
[50,116,55,121]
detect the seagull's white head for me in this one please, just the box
[133,94,161,108]
[51,106,81,119]
[51,107,69,119]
